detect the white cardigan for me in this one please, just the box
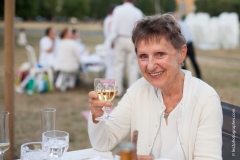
[88,71,223,160]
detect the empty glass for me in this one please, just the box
[20,142,43,160]
[41,108,56,134]
[0,111,10,160]
[42,130,69,159]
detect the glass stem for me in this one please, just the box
[102,106,109,118]
[0,152,4,160]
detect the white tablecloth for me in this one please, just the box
[17,148,113,160]
[61,148,113,160]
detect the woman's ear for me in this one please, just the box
[179,45,187,63]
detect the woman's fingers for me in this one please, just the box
[88,91,113,123]
[137,155,153,160]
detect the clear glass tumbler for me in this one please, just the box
[41,108,56,134]
[21,142,43,160]
[0,111,10,160]
[42,130,69,160]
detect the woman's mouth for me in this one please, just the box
[149,71,164,77]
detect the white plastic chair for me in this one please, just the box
[25,44,37,67]
[24,45,54,91]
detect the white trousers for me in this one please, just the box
[114,37,139,96]
[104,39,115,79]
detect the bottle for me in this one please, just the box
[119,142,135,160]
[26,77,35,95]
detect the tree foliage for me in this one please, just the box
[15,0,40,20]
[195,0,240,17]
[59,0,90,19]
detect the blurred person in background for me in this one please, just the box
[88,14,222,160]
[103,4,116,79]
[17,28,27,46]
[39,27,59,68]
[55,28,81,89]
[173,13,202,79]
[110,0,143,96]
[72,29,85,57]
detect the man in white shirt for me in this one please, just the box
[110,0,143,96]
[103,5,116,79]
[173,13,202,79]
[39,27,59,68]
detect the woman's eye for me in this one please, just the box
[139,54,148,59]
[155,52,164,58]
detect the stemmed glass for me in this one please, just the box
[94,78,118,121]
[42,130,69,160]
[0,111,10,160]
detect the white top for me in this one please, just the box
[39,36,59,68]
[55,39,80,72]
[17,31,27,46]
[88,70,223,160]
[103,15,112,38]
[151,74,190,160]
[109,2,143,42]
[74,38,85,56]
[179,20,192,44]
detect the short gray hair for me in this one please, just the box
[132,13,186,52]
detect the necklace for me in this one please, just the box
[164,107,175,119]
[164,112,169,119]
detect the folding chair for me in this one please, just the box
[24,45,54,91]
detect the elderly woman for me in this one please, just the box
[88,14,222,160]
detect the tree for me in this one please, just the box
[15,0,40,20]
[195,0,240,18]
[0,0,3,19]
[88,0,122,19]
[59,0,90,19]
[38,0,58,20]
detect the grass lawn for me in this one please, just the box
[0,22,239,158]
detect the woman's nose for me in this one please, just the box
[147,57,156,71]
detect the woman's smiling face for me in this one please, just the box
[137,37,186,89]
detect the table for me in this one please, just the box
[61,148,114,160]
[17,148,114,160]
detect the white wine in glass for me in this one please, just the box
[94,78,118,121]
[0,111,10,160]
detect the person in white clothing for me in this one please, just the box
[17,28,27,46]
[39,27,59,68]
[173,13,202,79]
[72,29,85,57]
[88,14,223,160]
[55,28,81,89]
[103,5,116,79]
[110,0,143,96]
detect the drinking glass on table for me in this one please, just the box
[0,111,10,160]
[94,78,118,121]
[41,108,56,133]
[21,142,43,160]
[42,130,69,159]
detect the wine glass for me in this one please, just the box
[42,130,69,160]
[0,111,10,160]
[94,78,118,121]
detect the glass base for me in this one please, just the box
[95,115,115,121]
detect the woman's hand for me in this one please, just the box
[137,155,153,160]
[88,91,113,123]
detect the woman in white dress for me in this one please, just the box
[55,28,80,90]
